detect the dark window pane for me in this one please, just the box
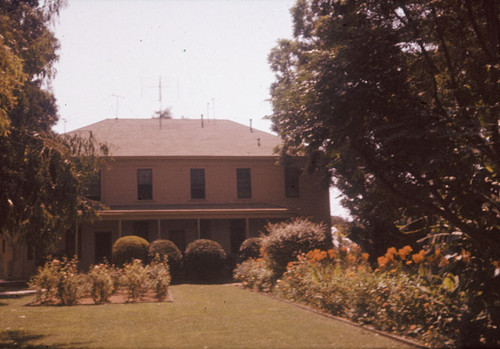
[87,170,101,201]
[285,167,300,198]
[137,169,152,200]
[237,168,251,198]
[190,168,205,199]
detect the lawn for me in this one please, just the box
[0,284,414,348]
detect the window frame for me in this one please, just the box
[190,168,206,200]
[137,168,153,201]
[236,168,252,199]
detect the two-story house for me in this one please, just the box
[64,118,330,270]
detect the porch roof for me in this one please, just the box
[98,203,299,220]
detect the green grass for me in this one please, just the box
[0,284,414,348]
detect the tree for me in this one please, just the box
[268,0,500,259]
[0,0,107,263]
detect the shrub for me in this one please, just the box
[148,239,182,281]
[121,259,149,302]
[29,258,60,303]
[88,263,115,304]
[147,255,171,300]
[56,257,83,306]
[112,235,150,267]
[238,237,263,262]
[233,258,275,292]
[184,239,226,282]
[261,218,332,276]
[28,257,83,305]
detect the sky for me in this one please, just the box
[50,0,350,218]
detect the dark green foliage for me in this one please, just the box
[0,0,107,264]
[261,218,332,276]
[238,237,263,262]
[148,239,182,281]
[112,236,150,267]
[184,239,226,282]
[268,0,500,261]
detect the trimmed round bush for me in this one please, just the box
[261,218,332,276]
[148,239,183,281]
[238,237,263,262]
[184,239,226,282]
[112,235,150,267]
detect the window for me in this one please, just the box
[87,170,101,201]
[237,168,251,198]
[137,169,153,200]
[190,168,205,199]
[285,167,300,198]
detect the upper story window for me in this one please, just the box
[285,167,300,198]
[87,170,101,201]
[137,169,153,200]
[237,168,251,199]
[190,168,205,199]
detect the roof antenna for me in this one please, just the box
[207,102,210,123]
[201,114,204,128]
[112,94,125,119]
[212,98,215,121]
[249,118,253,133]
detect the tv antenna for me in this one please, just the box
[112,94,125,119]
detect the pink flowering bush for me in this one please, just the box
[88,263,115,304]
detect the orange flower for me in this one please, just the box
[398,245,413,260]
[328,249,337,260]
[461,249,471,263]
[362,252,369,262]
[493,260,500,268]
[412,250,426,264]
[347,254,356,264]
[378,256,389,268]
[439,257,450,267]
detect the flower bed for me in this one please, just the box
[234,243,500,348]
[28,256,171,305]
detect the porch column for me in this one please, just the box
[118,219,123,237]
[245,217,250,239]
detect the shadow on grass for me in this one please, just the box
[0,330,91,348]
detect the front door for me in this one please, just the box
[94,231,112,264]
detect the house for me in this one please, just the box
[1,118,331,277]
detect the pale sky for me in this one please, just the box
[50,0,350,218]
[51,0,296,134]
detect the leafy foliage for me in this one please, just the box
[233,258,276,293]
[88,263,115,304]
[237,237,263,262]
[268,0,500,260]
[28,256,84,306]
[0,0,108,264]
[261,218,331,276]
[184,239,226,282]
[148,239,182,281]
[112,236,150,267]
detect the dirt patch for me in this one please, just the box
[26,288,173,306]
